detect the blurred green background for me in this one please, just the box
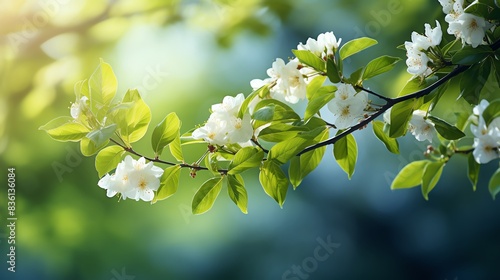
[1,0,499,279]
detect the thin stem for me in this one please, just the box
[252,138,269,153]
[355,85,391,102]
[109,138,228,175]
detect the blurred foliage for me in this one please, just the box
[1,1,499,280]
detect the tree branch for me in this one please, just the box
[298,64,470,155]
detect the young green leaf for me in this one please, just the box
[304,86,337,121]
[113,89,151,144]
[289,129,329,188]
[253,99,301,123]
[258,123,309,142]
[259,160,289,207]
[333,134,358,179]
[192,177,224,214]
[151,112,181,155]
[169,132,184,162]
[421,161,445,200]
[306,76,327,100]
[468,154,480,191]
[95,145,125,178]
[153,165,181,203]
[252,104,275,121]
[39,116,90,142]
[459,62,490,104]
[489,167,500,200]
[428,116,466,140]
[228,147,265,175]
[89,59,118,120]
[339,37,378,60]
[391,160,430,189]
[372,121,399,154]
[362,55,401,80]
[268,128,323,164]
[80,136,109,156]
[389,99,417,138]
[326,59,341,83]
[292,49,326,72]
[86,124,117,147]
[238,85,268,118]
[227,174,248,214]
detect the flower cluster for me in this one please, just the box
[297,31,342,58]
[327,83,369,129]
[250,32,342,105]
[384,109,437,143]
[404,21,442,76]
[439,0,489,48]
[192,93,253,146]
[470,100,500,164]
[250,58,308,104]
[98,156,164,202]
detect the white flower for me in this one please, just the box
[448,13,487,48]
[404,21,442,76]
[253,58,307,104]
[408,110,436,142]
[98,156,164,202]
[327,83,368,129]
[317,32,341,56]
[192,93,253,146]
[298,32,342,58]
[70,96,88,119]
[444,0,464,24]
[473,135,499,164]
[405,47,431,76]
[439,0,455,14]
[298,37,324,56]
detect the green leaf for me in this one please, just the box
[95,145,125,178]
[397,76,435,97]
[306,76,327,100]
[326,59,341,83]
[153,165,181,203]
[459,61,491,104]
[89,59,118,120]
[80,136,109,156]
[169,132,184,162]
[389,99,418,138]
[346,67,364,85]
[489,167,500,200]
[421,161,445,200]
[289,129,329,188]
[465,2,491,17]
[304,86,337,121]
[333,134,358,179]
[268,127,324,164]
[339,37,378,60]
[228,147,265,175]
[362,55,401,80]
[452,45,491,65]
[258,123,309,142]
[253,99,301,124]
[151,112,181,155]
[259,160,289,207]
[482,99,500,127]
[468,153,480,191]
[86,124,117,147]
[252,104,275,121]
[372,121,399,154]
[238,85,268,118]
[113,89,151,144]
[39,116,90,142]
[192,177,224,214]
[292,49,326,72]
[227,174,248,214]
[391,160,430,189]
[427,116,466,140]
